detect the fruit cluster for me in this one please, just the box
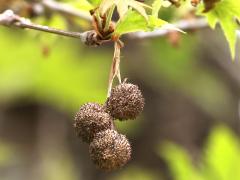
[74,83,144,171]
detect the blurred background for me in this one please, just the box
[0,0,240,180]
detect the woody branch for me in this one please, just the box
[0,10,102,46]
[0,9,239,42]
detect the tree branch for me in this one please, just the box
[0,10,101,46]
[0,9,239,45]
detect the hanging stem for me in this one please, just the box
[107,41,122,97]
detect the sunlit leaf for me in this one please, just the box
[114,10,148,35]
[148,15,167,30]
[99,0,115,15]
[197,0,240,59]
[114,10,177,36]
[116,0,129,19]
[99,0,150,20]
[127,0,150,20]
[152,0,162,18]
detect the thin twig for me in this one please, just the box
[0,10,239,44]
[41,0,92,21]
[107,42,122,97]
[0,10,95,44]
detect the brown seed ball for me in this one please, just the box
[74,103,113,143]
[89,129,131,171]
[106,83,145,120]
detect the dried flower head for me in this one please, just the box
[74,103,113,143]
[89,129,131,171]
[106,83,145,120]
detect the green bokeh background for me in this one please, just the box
[0,0,240,180]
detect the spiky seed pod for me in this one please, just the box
[89,129,131,171]
[74,103,113,143]
[106,83,145,120]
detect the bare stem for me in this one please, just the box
[18,22,84,39]
[107,42,122,97]
[0,10,95,44]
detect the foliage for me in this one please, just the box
[87,0,181,36]
[159,125,240,180]
[83,0,239,59]
[75,0,239,59]
[197,0,240,59]
[0,0,239,178]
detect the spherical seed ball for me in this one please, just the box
[89,129,131,171]
[106,83,145,120]
[74,103,113,143]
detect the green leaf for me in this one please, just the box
[152,0,162,18]
[99,0,115,15]
[116,0,129,19]
[158,126,240,180]
[114,10,148,35]
[99,0,150,20]
[114,10,174,36]
[160,143,203,180]
[148,15,167,30]
[127,0,150,20]
[198,0,240,59]
[148,15,184,33]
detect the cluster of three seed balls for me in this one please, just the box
[74,83,145,171]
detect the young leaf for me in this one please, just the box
[198,0,240,59]
[99,0,150,20]
[127,0,150,20]
[116,0,129,19]
[149,16,185,34]
[114,10,180,36]
[114,10,148,36]
[99,0,115,15]
[152,0,162,18]
[148,15,167,30]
